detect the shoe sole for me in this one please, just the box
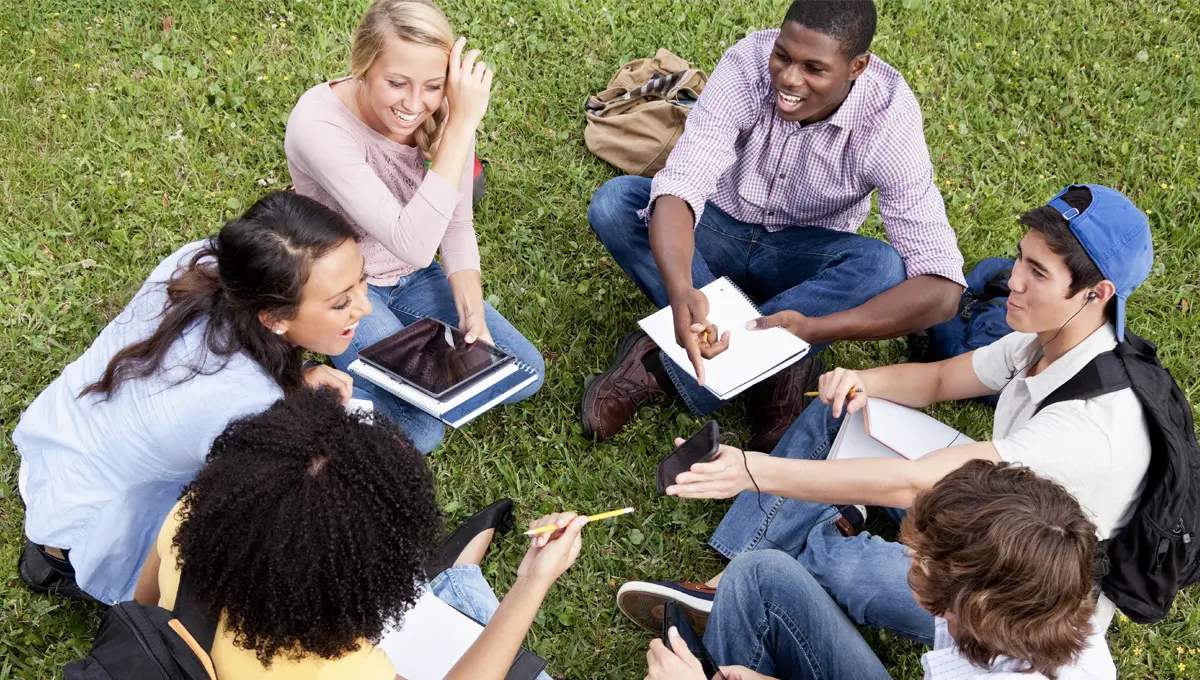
[616,581,713,634]
[580,332,649,440]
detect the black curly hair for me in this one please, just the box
[784,1,877,59]
[172,388,444,665]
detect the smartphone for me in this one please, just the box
[656,420,720,495]
[358,317,515,399]
[662,601,724,680]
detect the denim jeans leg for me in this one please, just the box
[429,565,554,680]
[703,551,893,680]
[709,401,845,560]
[798,509,935,645]
[330,284,446,454]
[751,228,908,355]
[385,263,546,403]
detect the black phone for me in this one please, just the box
[358,317,514,399]
[656,420,720,495]
[662,601,724,680]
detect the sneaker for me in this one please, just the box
[581,331,666,440]
[616,580,715,633]
[834,505,868,537]
[18,542,96,602]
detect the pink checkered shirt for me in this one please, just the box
[649,30,965,286]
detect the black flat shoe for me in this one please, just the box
[424,499,516,578]
[18,541,97,603]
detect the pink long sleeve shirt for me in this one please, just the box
[285,78,480,286]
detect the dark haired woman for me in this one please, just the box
[135,389,577,679]
[15,191,372,604]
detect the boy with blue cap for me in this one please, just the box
[618,184,1154,649]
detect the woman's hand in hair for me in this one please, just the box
[517,512,586,588]
[445,37,493,133]
[302,364,354,403]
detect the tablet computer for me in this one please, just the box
[358,317,515,400]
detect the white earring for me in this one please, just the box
[274,328,285,336]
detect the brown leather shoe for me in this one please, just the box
[748,355,823,452]
[616,579,716,633]
[581,331,664,440]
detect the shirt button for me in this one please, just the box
[778,174,785,179]
[767,211,775,217]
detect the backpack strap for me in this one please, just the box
[173,567,217,654]
[1034,351,1131,415]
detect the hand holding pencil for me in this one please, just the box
[815,367,869,418]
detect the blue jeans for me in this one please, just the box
[588,175,906,417]
[331,262,545,454]
[704,551,894,680]
[430,565,553,680]
[709,402,935,645]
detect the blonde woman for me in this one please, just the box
[285,0,544,453]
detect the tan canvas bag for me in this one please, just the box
[585,49,707,177]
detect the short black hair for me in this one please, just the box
[784,0,877,58]
[172,388,444,665]
[1019,187,1102,297]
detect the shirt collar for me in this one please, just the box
[1023,323,1120,404]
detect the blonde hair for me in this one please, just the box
[351,0,453,160]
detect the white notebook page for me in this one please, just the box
[831,399,974,461]
[378,589,484,680]
[638,277,810,399]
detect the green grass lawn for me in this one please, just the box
[2,0,1198,677]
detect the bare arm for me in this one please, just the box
[668,441,1001,509]
[444,513,586,680]
[650,196,698,296]
[133,544,162,606]
[754,274,961,346]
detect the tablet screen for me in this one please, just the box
[359,318,513,398]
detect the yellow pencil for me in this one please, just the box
[804,388,863,397]
[525,507,636,536]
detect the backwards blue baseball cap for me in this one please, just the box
[1045,184,1154,341]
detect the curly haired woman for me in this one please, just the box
[133,389,578,679]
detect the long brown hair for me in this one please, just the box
[350,0,453,161]
[81,192,358,398]
[902,460,1098,679]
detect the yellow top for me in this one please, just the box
[154,502,397,680]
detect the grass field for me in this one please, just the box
[2,0,1199,677]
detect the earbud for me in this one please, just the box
[1087,291,1098,302]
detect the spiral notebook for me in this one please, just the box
[348,359,538,428]
[830,398,974,461]
[638,277,811,400]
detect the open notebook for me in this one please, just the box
[638,277,811,400]
[378,589,546,680]
[348,359,538,428]
[830,398,974,461]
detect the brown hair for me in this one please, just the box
[81,192,357,399]
[902,460,1098,679]
[350,0,453,161]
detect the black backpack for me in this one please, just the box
[64,571,217,679]
[1036,331,1200,624]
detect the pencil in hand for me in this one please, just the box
[804,388,864,398]
[525,507,635,536]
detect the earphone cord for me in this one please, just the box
[995,294,1093,394]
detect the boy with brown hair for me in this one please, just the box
[645,460,1115,679]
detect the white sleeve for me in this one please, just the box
[971,332,1034,392]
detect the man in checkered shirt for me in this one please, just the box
[583,0,965,449]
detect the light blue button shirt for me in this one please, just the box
[14,241,282,603]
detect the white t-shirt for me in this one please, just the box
[922,616,1116,679]
[13,241,282,604]
[971,324,1151,629]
